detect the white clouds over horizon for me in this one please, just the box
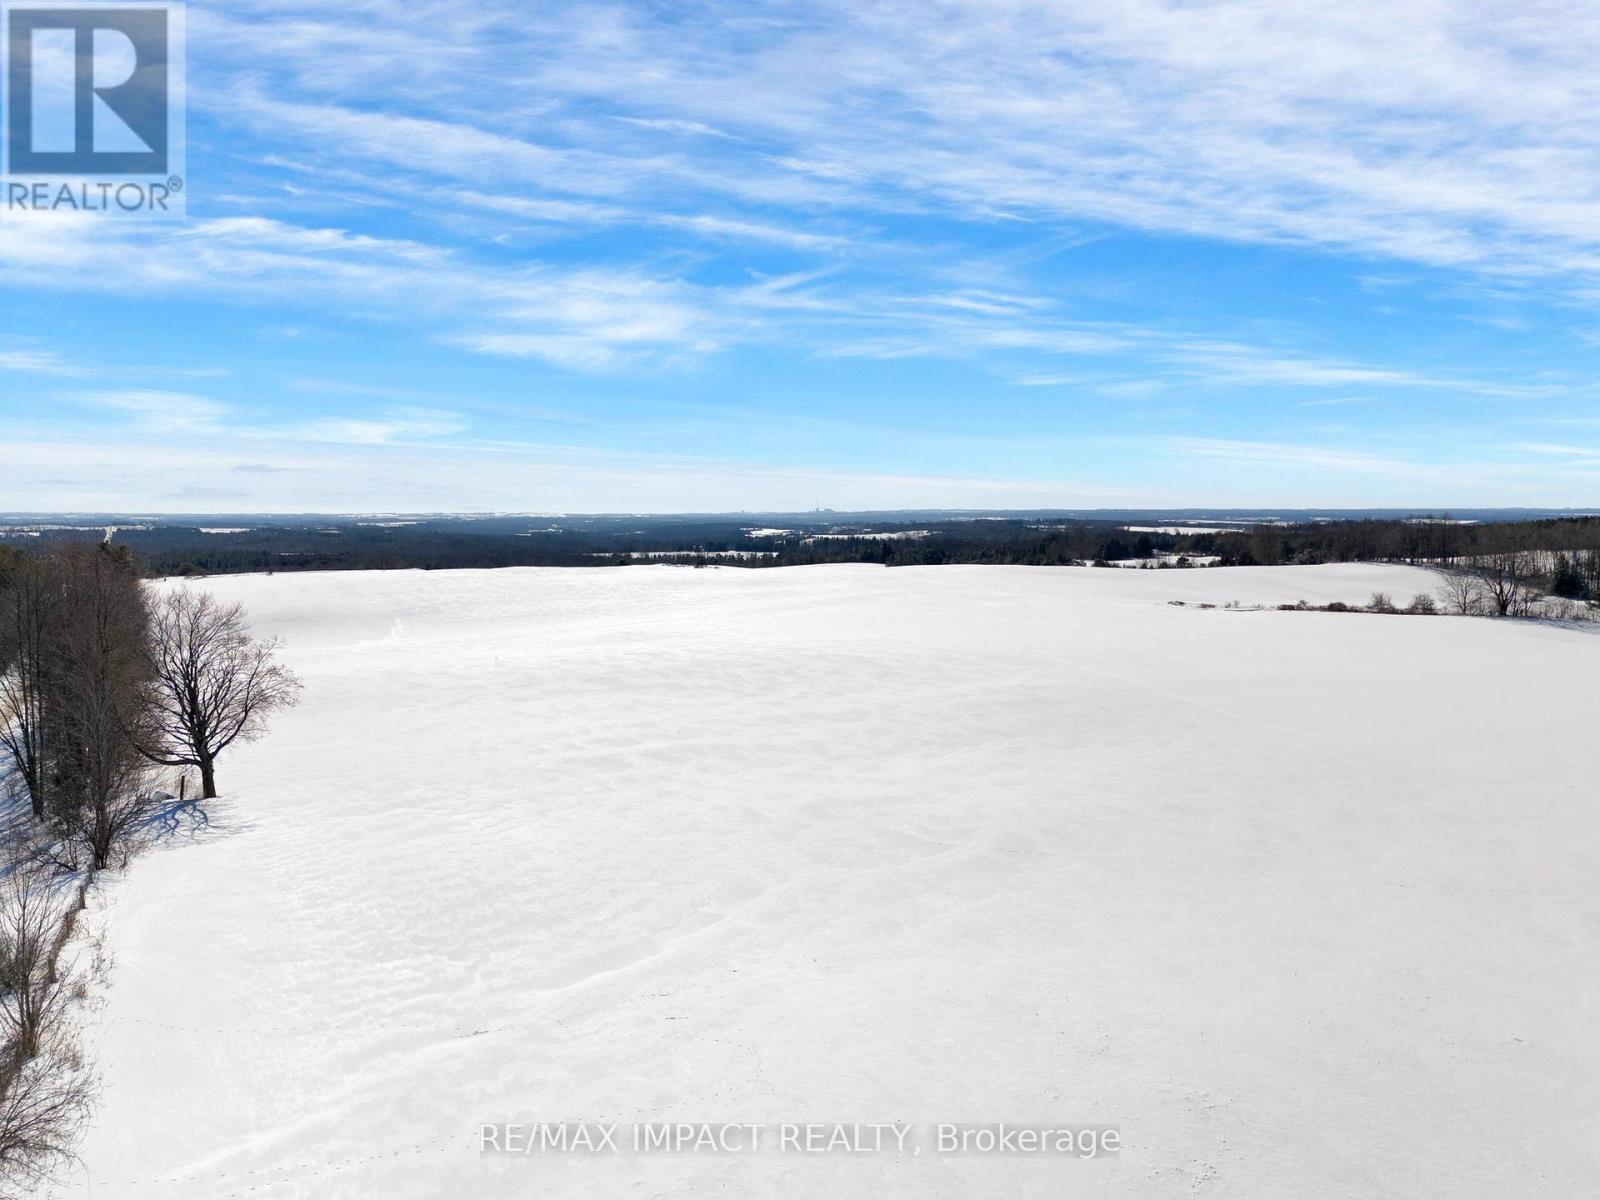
[190,0,1600,282]
[9,0,1600,508]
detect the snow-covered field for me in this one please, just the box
[59,563,1600,1198]
[1120,525,1245,535]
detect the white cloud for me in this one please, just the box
[1164,436,1442,479]
[10,0,1596,456]
[200,0,1600,287]
[73,390,229,433]
[0,431,1133,513]
[54,386,470,450]
[283,409,467,445]
[0,214,727,373]
[0,349,86,376]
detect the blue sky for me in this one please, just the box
[7,0,1600,512]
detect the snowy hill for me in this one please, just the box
[58,563,1600,1198]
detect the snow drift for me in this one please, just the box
[56,563,1600,1198]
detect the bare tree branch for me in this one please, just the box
[139,591,301,799]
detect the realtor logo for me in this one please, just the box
[2,1,185,215]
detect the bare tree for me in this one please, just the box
[1473,549,1540,618]
[0,1030,92,1198]
[45,547,156,871]
[0,558,58,819]
[1435,569,1482,615]
[0,863,75,1061]
[140,591,301,799]
[0,856,93,1197]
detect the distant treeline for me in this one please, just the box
[8,515,1600,591]
[764,515,1600,578]
[17,518,799,576]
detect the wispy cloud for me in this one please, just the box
[199,1,1600,287]
[73,390,229,433]
[0,215,727,373]
[10,1,1600,509]
[1164,437,1437,478]
[58,386,470,449]
[0,349,87,376]
[283,409,468,446]
[1504,441,1600,465]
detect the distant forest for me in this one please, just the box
[3,512,1600,600]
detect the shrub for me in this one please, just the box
[1406,593,1437,615]
[1367,592,1396,613]
[1543,597,1597,623]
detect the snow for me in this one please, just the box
[59,562,1600,1199]
[805,530,931,541]
[607,549,777,559]
[1121,525,1244,535]
[1105,554,1223,567]
[101,525,150,541]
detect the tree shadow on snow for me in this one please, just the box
[1535,615,1600,636]
[0,765,43,854]
[135,792,249,848]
